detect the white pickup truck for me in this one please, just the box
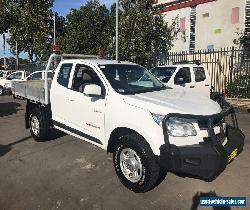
[150,63,211,97]
[12,54,244,193]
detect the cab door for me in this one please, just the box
[192,66,210,97]
[171,67,194,91]
[50,62,75,125]
[64,64,107,144]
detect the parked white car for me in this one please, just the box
[12,54,244,192]
[25,70,53,81]
[0,71,27,95]
[150,64,211,97]
[0,70,16,79]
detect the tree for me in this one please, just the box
[0,0,13,34]
[113,0,177,67]
[103,3,121,59]
[62,0,109,55]
[38,12,66,62]
[7,0,54,62]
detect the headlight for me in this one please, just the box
[151,113,165,127]
[166,117,197,137]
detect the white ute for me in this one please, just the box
[12,54,244,192]
[150,63,211,97]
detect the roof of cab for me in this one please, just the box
[156,64,203,68]
[60,59,135,66]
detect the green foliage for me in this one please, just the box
[62,0,177,66]
[234,30,250,50]
[103,3,120,58]
[116,0,177,66]
[1,0,177,66]
[227,75,250,98]
[7,0,54,62]
[0,0,11,33]
[62,0,109,55]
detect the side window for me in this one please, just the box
[151,68,159,77]
[71,64,104,94]
[14,72,23,80]
[194,67,206,82]
[7,73,15,80]
[57,63,73,88]
[30,72,42,80]
[48,72,54,80]
[174,67,191,84]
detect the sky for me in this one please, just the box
[53,0,115,16]
[0,0,114,59]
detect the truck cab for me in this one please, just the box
[12,54,244,193]
[151,64,211,97]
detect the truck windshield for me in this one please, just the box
[100,64,166,95]
[151,67,176,83]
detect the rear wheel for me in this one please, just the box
[29,108,50,141]
[113,133,161,193]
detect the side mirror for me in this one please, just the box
[83,84,102,97]
[176,77,185,85]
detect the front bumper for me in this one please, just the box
[159,106,245,181]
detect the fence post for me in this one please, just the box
[230,46,235,84]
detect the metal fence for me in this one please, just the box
[153,47,250,99]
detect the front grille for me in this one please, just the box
[198,118,224,130]
[203,133,226,144]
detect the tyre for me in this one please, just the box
[113,133,161,193]
[29,107,50,142]
[0,86,3,96]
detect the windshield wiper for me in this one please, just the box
[132,86,167,94]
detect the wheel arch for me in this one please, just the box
[107,127,150,153]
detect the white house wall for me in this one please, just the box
[163,7,191,51]
[156,0,246,51]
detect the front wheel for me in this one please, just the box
[113,133,161,193]
[29,108,50,141]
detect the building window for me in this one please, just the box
[231,7,239,24]
[207,45,214,51]
[179,17,186,32]
[152,0,158,4]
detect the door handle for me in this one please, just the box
[190,85,195,88]
[205,84,210,87]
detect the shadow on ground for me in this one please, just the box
[47,129,67,141]
[191,191,231,210]
[0,131,67,158]
[0,102,22,117]
[0,136,31,157]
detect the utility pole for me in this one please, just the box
[3,33,6,70]
[16,41,19,70]
[54,13,56,45]
[116,0,119,61]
